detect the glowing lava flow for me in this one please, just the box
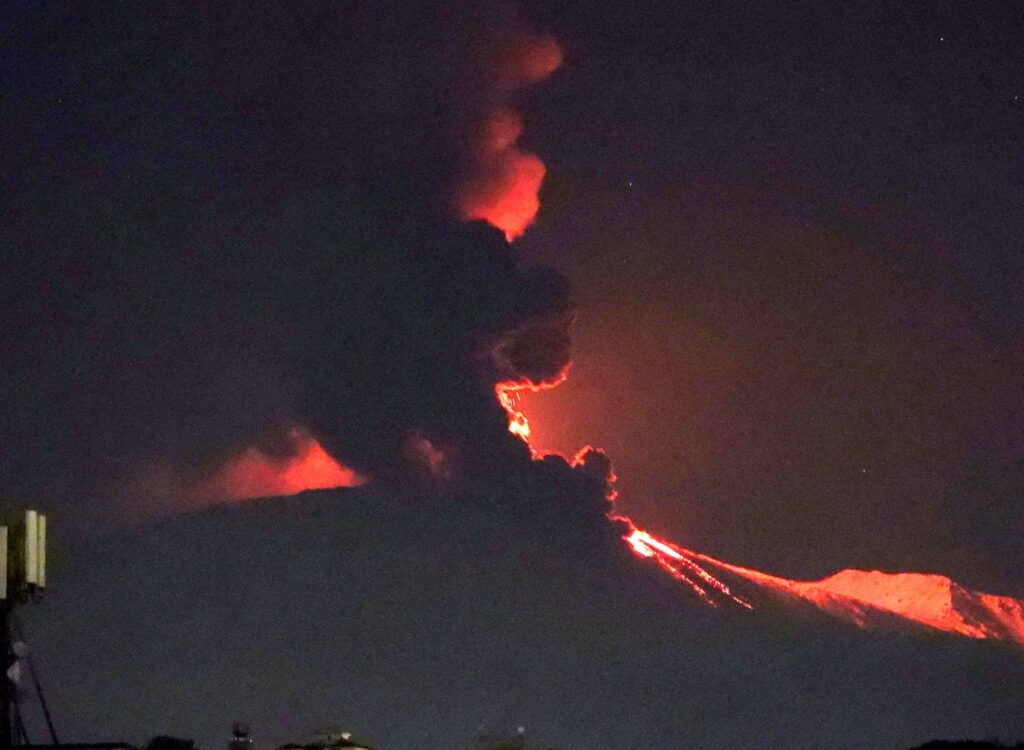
[496,383,534,441]
[494,386,1024,647]
[619,521,752,608]
[498,381,753,608]
[687,549,1024,647]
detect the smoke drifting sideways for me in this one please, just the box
[0,1,616,541]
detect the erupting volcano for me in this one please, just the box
[495,370,754,608]
[494,350,1024,649]
[474,104,1024,646]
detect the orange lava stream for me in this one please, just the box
[495,385,1024,647]
[618,521,753,608]
[497,380,752,608]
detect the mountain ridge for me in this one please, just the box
[689,551,1024,648]
[22,489,1024,750]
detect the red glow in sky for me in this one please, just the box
[458,36,562,241]
[496,378,566,444]
[497,376,750,608]
[191,427,363,503]
[477,29,1024,647]
[498,370,1024,646]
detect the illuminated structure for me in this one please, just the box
[228,723,253,750]
[277,728,375,750]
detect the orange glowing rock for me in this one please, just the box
[496,382,534,441]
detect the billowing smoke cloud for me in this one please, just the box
[0,1,612,537]
[293,216,581,485]
[457,35,563,240]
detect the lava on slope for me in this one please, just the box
[688,549,1024,648]
[618,521,752,608]
[495,374,753,608]
[497,363,1024,648]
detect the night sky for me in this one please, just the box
[515,0,1024,594]
[2,1,1024,748]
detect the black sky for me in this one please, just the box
[1,0,593,526]
[2,1,1024,746]
[4,0,1022,582]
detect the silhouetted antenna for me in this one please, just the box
[0,510,48,750]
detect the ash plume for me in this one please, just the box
[456,33,563,240]
[0,0,606,535]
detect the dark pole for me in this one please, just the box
[0,601,12,750]
[11,617,57,746]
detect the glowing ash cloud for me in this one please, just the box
[458,35,562,241]
[460,109,546,242]
[404,433,449,478]
[191,427,363,503]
